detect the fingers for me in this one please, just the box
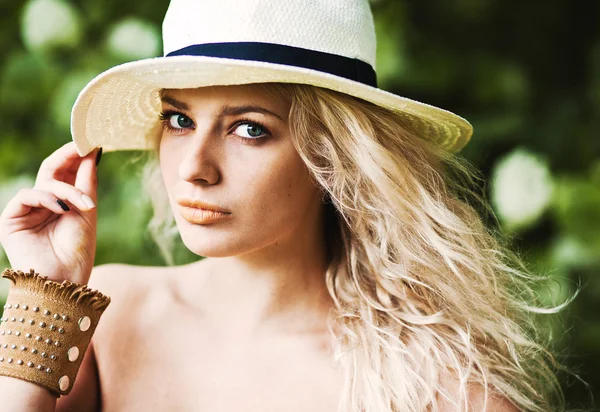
[1,188,69,220]
[74,147,100,202]
[38,180,96,212]
[35,142,89,185]
[34,142,100,210]
[2,181,96,220]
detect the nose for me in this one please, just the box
[177,125,221,185]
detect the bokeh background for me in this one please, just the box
[0,0,598,408]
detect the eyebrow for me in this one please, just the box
[160,95,285,121]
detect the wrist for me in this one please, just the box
[0,268,110,397]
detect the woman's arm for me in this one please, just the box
[0,276,102,412]
[0,320,101,412]
[55,340,100,412]
[0,376,57,412]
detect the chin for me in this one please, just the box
[182,240,241,258]
[177,226,250,258]
[175,215,282,258]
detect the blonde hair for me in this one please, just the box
[138,83,574,411]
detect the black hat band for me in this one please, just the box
[166,41,378,88]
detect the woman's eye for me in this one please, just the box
[233,123,266,139]
[168,113,194,129]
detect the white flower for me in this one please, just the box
[491,148,554,230]
[21,0,82,52]
[106,18,161,60]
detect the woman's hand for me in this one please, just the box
[0,142,101,285]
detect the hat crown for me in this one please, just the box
[162,0,377,68]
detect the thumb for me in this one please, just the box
[75,147,101,202]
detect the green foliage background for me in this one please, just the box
[0,0,598,408]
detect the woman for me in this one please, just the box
[0,0,567,411]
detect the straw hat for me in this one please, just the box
[70,0,473,157]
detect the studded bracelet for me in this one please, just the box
[0,268,111,397]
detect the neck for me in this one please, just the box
[178,204,335,340]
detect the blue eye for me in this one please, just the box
[168,113,193,129]
[159,111,194,131]
[233,123,266,139]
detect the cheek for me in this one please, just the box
[158,139,179,186]
[241,149,317,230]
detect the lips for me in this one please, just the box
[176,198,231,224]
[176,198,231,214]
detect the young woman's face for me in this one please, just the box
[158,84,324,257]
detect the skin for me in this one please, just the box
[157,84,335,339]
[54,84,517,411]
[58,84,345,411]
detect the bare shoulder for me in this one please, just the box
[87,263,173,303]
[437,371,520,412]
[86,261,203,293]
[86,263,180,333]
[87,262,153,294]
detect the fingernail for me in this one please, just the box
[56,199,70,212]
[81,194,96,210]
[95,147,103,166]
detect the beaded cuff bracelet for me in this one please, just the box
[0,268,111,397]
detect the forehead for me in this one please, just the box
[160,84,290,108]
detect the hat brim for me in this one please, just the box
[70,55,473,157]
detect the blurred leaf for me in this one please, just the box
[373,9,408,90]
[0,52,58,115]
[550,235,599,269]
[0,174,35,212]
[552,174,600,252]
[471,59,530,108]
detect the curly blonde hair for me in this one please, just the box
[137,83,572,411]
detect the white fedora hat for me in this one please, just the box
[70,0,473,157]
